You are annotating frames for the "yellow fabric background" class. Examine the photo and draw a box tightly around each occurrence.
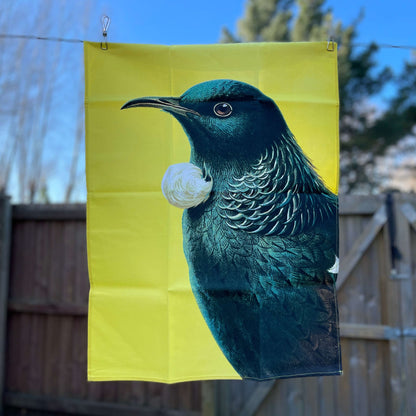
[85,41,339,383]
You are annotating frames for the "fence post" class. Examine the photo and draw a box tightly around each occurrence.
[0,193,12,416]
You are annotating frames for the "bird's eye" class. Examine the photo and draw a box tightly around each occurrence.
[213,102,232,118]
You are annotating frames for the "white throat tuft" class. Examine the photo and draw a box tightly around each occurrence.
[161,163,212,209]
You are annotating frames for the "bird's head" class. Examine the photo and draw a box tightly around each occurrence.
[121,79,290,172]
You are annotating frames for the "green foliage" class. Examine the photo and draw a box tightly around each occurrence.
[221,0,416,193]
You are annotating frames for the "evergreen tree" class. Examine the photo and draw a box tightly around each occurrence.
[221,0,415,193]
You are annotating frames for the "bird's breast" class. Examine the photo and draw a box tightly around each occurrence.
[182,197,282,294]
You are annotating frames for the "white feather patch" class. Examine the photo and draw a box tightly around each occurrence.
[328,256,339,274]
[161,163,213,209]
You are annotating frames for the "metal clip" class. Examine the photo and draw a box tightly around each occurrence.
[327,37,335,52]
[101,15,110,50]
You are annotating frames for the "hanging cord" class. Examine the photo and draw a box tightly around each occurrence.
[0,33,83,43]
[0,31,415,51]
[0,15,111,48]
[354,42,416,50]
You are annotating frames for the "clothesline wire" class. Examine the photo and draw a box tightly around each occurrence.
[0,33,415,51]
[0,33,83,43]
[352,42,416,51]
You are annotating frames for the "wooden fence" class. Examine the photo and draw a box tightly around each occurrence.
[0,193,415,415]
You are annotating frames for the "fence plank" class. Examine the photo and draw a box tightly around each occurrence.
[12,204,86,221]
[400,202,416,231]
[302,378,319,416]
[339,195,385,215]
[0,194,11,416]
[378,222,402,416]
[337,203,387,290]
[8,300,87,316]
[238,381,275,416]
[340,323,399,340]
[364,232,387,416]
[318,376,335,416]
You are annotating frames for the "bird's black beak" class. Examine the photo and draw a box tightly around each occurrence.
[121,96,200,117]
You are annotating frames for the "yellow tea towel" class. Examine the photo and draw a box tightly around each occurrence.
[85,41,341,383]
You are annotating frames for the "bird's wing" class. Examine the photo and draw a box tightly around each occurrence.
[217,142,338,283]
[254,228,337,285]
[218,142,338,237]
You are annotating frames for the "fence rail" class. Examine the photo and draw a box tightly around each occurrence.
[1,194,415,416]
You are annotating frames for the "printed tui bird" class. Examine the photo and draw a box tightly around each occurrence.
[122,79,341,380]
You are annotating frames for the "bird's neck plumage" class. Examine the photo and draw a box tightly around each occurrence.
[272,128,331,195]
[190,128,332,197]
